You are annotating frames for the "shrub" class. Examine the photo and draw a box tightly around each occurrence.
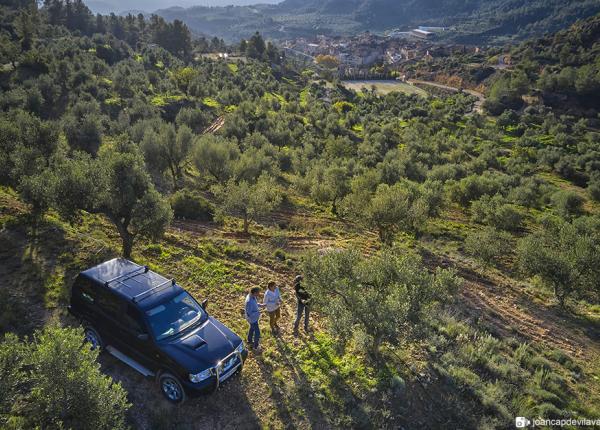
[517,216,600,306]
[170,190,214,221]
[587,175,600,201]
[448,172,512,206]
[535,402,564,419]
[0,326,130,429]
[465,227,512,266]
[302,247,460,351]
[269,233,289,249]
[551,190,584,218]
[274,249,287,261]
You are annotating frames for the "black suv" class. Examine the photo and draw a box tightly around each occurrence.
[69,258,247,403]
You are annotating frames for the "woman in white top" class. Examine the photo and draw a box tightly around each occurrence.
[263,281,282,335]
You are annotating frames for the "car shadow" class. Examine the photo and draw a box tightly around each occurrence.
[100,353,262,430]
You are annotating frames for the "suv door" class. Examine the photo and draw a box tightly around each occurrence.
[93,286,129,350]
[118,304,160,371]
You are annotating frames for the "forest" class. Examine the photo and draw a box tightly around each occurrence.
[0,0,599,429]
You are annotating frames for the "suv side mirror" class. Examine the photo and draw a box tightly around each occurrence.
[201,299,208,310]
[137,333,149,341]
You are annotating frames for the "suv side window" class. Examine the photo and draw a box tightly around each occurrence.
[95,287,121,318]
[124,304,145,334]
[77,276,95,305]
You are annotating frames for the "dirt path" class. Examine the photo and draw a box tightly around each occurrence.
[203,116,225,134]
[422,250,599,359]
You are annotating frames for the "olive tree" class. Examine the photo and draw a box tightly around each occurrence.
[193,135,240,182]
[361,181,439,245]
[302,248,460,353]
[0,326,130,429]
[141,123,193,189]
[517,216,600,306]
[308,163,351,216]
[464,226,513,267]
[0,110,59,217]
[62,101,104,155]
[551,190,584,219]
[212,174,281,234]
[51,145,173,258]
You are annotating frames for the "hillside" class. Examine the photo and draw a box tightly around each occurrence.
[1,2,600,429]
[156,0,600,43]
[397,13,600,116]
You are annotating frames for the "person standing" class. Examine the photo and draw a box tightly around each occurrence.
[245,287,264,350]
[264,281,283,335]
[293,275,311,336]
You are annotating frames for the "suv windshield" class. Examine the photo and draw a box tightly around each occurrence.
[146,291,206,341]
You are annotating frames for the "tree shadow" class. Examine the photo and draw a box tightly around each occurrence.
[0,214,118,336]
[253,332,393,429]
[253,336,331,429]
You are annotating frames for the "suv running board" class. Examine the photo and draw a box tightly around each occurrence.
[106,345,155,377]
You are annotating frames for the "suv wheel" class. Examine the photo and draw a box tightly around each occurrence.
[83,325,103,351]
[159,373,186,404]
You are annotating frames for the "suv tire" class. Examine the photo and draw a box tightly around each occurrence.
[159,372,186,404]
[83,324,103,351]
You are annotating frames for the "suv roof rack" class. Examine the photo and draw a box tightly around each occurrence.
[104,265,149,288]
[132,278,177,303]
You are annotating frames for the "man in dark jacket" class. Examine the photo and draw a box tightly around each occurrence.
[293,275,311,336]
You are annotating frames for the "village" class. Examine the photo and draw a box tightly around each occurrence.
[281,26,483,77]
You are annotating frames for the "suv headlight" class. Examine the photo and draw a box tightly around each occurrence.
[236,342,245,354]
[189,368,212,383]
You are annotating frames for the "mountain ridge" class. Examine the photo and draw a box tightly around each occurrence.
[155,0,600,44]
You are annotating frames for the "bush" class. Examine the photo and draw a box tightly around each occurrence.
[274,249,287,261]
[170,190,214,221]
[587,175,600,201]
[551,190,584,218]
[302,247,460,351]
[448,173,512,206]
[0,326,130,429]
[465,227,512,266]
[269,233,289,249]
[471,195,523,231]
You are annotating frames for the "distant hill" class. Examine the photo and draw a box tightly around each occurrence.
[86,0,280,15]
[155,0,600,44]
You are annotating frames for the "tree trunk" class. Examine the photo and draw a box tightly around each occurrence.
[121,233,134,259]
[169,163,180,190]
[243,213,249,234]
[175,165,184,190]
[114,218,134,259]
[555,285,567,308]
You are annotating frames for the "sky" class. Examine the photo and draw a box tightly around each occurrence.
[86,0,281,15]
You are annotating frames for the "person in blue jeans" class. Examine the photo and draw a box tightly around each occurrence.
[293,275,311,336]
[245,287,265,350]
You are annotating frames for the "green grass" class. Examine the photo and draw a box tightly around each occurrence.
[228,63,238,73]
[299,87,310,107]
[150,94,186,107]
[202,96,221,108]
